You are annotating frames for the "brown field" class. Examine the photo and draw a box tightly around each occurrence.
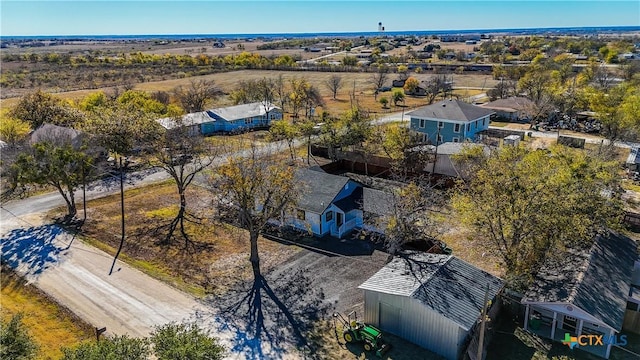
[0,69,497,115]
[1,268,94,359]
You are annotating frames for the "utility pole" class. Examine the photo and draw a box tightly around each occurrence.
[476,284,490,360]
[109,156,126,276]
[82,162,87,222]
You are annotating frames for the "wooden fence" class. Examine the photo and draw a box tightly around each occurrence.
[624,309,640,335]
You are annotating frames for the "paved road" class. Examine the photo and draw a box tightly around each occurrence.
[0,140,298,359]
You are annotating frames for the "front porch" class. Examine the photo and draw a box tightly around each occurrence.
[524,304,614,359]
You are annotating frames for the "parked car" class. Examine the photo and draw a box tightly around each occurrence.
[377,86,392,92]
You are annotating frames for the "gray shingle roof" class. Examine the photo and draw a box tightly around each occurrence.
[362,188,394,216]
[207,102,279,122]
[295,168,351,214]
[359,253,504,331]
[522,232,637,330]
[406,99,495,122]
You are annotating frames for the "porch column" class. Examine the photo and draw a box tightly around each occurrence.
[524,305,530,331]
[605,328,614,359]
[550,311,558,339]
[577,319,583,337]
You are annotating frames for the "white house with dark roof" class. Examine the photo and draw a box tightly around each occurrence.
[282,168,363,238]
[359,253,503,360]
[407,99,495,144]
[522,231,638,359]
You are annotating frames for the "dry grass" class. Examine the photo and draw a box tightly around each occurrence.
[1,70,497,115]
[1,269,94,359]
[73,181,300,297]
[308,320,445,360]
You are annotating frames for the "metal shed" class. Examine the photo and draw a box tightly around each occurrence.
[358,253,503,360]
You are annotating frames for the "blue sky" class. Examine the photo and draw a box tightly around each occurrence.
[1,1,639,36]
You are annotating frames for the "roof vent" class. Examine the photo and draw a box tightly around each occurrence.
[442,104,446,107]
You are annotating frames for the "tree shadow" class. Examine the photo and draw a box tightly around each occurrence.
[0,224,68,279]
[132,215,214,253]
[200,269,332,359]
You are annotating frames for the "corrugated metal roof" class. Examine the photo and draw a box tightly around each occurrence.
[157,111,214,130]
[359,253,504,331]
[522,232,637,330]
[408,142,491,156]
[406,99,495,122]
[207,102,279,122]
[627,146,640,165]
[295,168,351,214]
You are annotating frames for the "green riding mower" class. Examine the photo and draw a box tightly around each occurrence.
[333,311,391,357]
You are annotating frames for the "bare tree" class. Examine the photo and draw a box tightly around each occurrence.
[324,75,343,100]
[152,118,217,248]
[370,65,389,100]
[210,145,299,279]
[368,180,445,257]
[173,79,222,113]
[423,74,449,105]
[256,77,276,122]
[274,74,288,112]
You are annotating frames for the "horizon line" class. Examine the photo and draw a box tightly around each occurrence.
[3,25,640,38]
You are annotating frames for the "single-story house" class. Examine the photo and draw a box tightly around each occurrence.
[359,253,503,360]
[157,111,214,137]
[408,99,495,144]
[522,231,638,359]
[283,168,363,239]
[405,85,428,96]
[157,102,282,135]
[392,79,406,87]
[479,96,534,122]
[440,34,481,42]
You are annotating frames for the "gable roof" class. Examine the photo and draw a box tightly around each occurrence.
[362,187,394,216]
[30,123,84,148]
[480,96,534,113]
[359,253,504,331]
[206,102,280,122]
[157,111,214,130]
[522,232,637,330]
[406,99,495,122]
[295,168,352,214]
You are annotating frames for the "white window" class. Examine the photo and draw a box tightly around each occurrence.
[419,119,426,128]
[482,118,486,126]
[422,133,428,143]
[454,123,460,133]
[453,137,460,143]
[467,123,470,132]
[437,134,443,143]
[325,211,333,221]
[438,121,444,128]
[245,118,252,125]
